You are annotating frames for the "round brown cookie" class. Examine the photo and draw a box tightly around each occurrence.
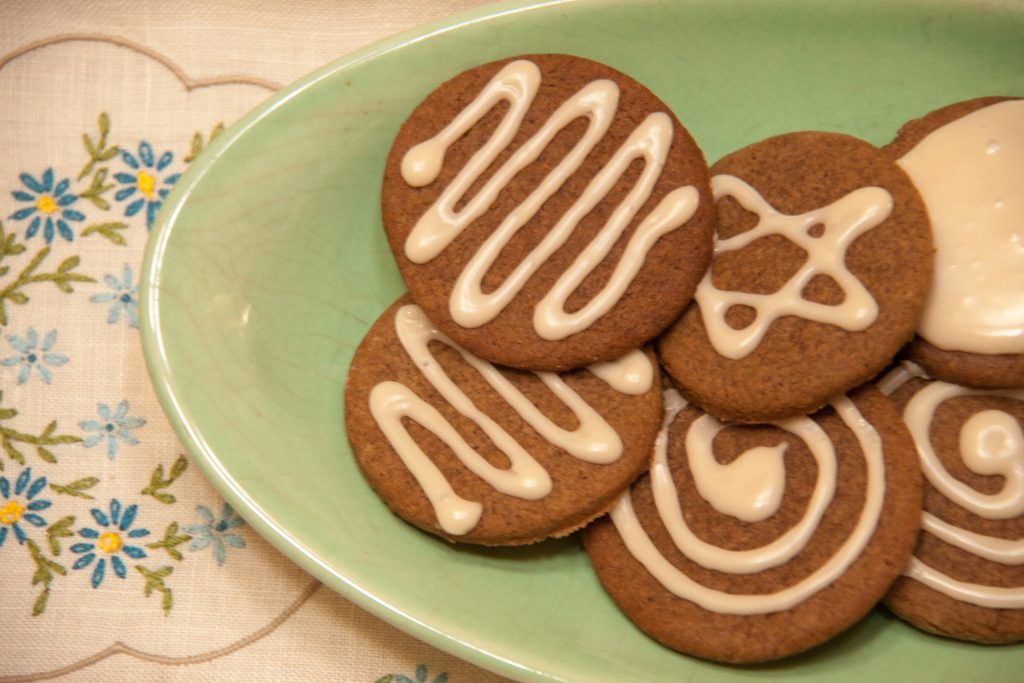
[879,362,1024,644]
[884,97,1024,389]
[344,295,663,546]
[902,337,1024,391]
[656,131,933,423]
[380,53,714,372]
[582,384,922,664]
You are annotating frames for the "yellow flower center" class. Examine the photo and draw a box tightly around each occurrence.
[97,531,123,553]
[137,170,156,199]
[35,195,58,214]
[0,500,25,525]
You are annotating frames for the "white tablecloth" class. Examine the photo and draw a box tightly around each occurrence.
[0,2,514,680]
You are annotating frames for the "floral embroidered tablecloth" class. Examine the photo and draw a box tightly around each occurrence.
[0,2,512,680]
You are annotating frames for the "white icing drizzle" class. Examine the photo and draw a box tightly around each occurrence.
[369,304,645,535]
[921,513,1024,565]
[902,382,1024,520]
[687,432,788,524]
[876,360,930,397]
[586,348,654,395]
[657,407,836,573]
[370,382,511,535]
[897,99,1024,355]
[609,394,886,614]
[903,557,1024,609]
[688,416,795,526]
[695,174,892,359]
[880,364,1024,605]
[401,59,700,340]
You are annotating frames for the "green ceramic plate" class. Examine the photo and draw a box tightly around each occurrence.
[141,0,1024,680]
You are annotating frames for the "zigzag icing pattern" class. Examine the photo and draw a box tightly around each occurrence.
[401,59,700,341]
[369,304,652,535]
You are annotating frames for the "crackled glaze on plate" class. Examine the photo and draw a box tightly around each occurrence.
[141,1,1024,680]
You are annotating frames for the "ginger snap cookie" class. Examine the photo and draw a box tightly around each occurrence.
[879,362,1024,644]
[656,131,933,423]
[885,97,1024,389]
[344,296,663,546]
[380,54,714,371]
[582,384,922,663]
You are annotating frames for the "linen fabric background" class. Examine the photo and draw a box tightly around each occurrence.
[0,2,512,681]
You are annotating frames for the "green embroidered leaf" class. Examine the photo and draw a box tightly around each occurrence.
[169,454,188,479]
[0,226,26,259]
[80,168,115,210]
[26,538,66,616]
[0,239,96,326]
[78,111,119,181]
[135,565,174,616]
[2,438,26,466]
[32,587,50,617]
[374,677,395,683]
[142,454,188,504]
[50,477,99,499]
[146,521,192,561]
[81,221,128,245]
[1,399,83,469]
[46,516,76,555]
[187,132,203,161]
[184,121,226,163]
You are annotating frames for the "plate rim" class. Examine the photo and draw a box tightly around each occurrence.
[139,0,1024,681]
[140,1,576,680]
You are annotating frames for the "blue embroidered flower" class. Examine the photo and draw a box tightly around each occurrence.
[186,503,245,566]
[8,168,85,243]
[79,400,146,459]
[1,328,69,385]
[113,141,180,229]
[0,468,51,548]
[70,498,149,588]
[393,665,448,683]
[89,264,138,328]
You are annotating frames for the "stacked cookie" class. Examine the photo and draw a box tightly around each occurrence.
[343,54,1024,663]
[583,131,929,661]
[875,98,1024,644]
[347,54,714,546]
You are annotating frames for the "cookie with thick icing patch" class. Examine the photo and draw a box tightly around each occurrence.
[885,97,1024,389]
[380,54,714,371]
[879,362,1024,644]
[344,295,663,546]
[657,131,933,423]
[582,384,922,663]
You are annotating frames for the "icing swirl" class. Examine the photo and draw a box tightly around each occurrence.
[879,362,1024,607]
[610,391,885,614]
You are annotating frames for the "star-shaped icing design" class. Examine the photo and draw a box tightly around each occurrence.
[696,174,893,359]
